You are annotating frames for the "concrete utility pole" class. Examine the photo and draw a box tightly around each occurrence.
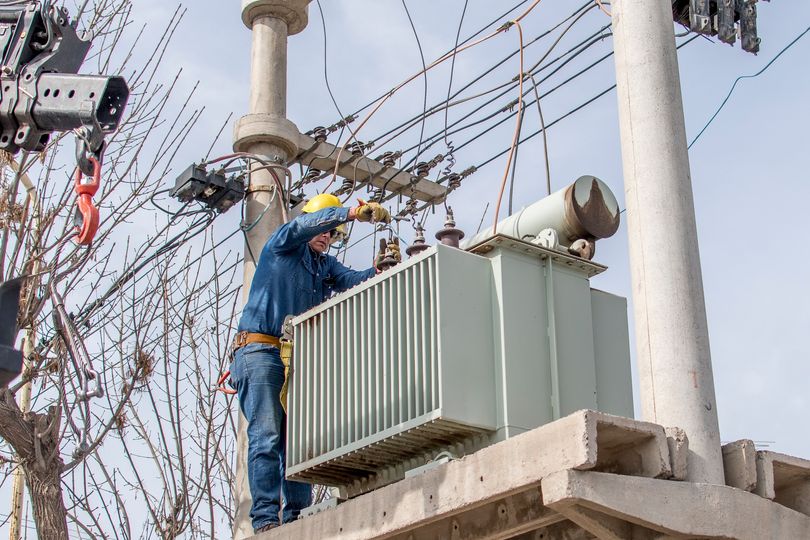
[611,0,724,484]
[232,1,311,537]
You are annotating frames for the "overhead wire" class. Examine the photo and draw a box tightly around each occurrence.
[492,18,528,233]
[322,25,505,192]
[507,104,527,215]
[322,0,547,192]
[471,34,702,174]
[401,0,429,166]
[529,71,552,196]
[315,0,351,135]
[371,22,614,212]
[387,32,703,224]
[324,8,605,209]
[386,20,612,161]
[365,1,595,150]
[441,0,469,211]
[342,0,534,120]
[388,23,613,177]
[688,24,810,149]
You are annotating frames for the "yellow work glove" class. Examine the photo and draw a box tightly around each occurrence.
[374,239,401,272]
[354,200,391,224]
[388,241,402,262]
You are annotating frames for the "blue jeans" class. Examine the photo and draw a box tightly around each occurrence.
[230,343,312,530]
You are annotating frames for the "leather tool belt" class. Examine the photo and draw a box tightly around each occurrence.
[231,331,281,353]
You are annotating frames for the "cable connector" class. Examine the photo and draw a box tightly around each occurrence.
[498,21,515,32]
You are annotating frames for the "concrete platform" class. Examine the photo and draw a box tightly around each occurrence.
[251,410,810,539]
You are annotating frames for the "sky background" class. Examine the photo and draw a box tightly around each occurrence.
[127,0,810,457]
[4,3,809,535]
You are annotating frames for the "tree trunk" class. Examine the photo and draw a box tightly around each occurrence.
[0,390,68,540]
[26,461,68,540]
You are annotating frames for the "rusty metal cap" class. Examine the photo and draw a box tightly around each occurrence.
[564,175,620,240]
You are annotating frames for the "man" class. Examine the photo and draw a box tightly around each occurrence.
[229,194,392,534]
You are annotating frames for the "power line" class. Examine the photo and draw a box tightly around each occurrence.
[471,33,702,174]
[442,0,469,182]
[344,0,534,120]
[315,0,347,124]
[373,22,613,162]
[401,0,429,165]
[688,25,810,149]
[353,1,596,147]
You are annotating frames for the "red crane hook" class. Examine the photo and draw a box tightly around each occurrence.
[73,157,101,245]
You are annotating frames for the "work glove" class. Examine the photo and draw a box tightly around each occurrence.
[354,200,391,224]
[374,239,401,272]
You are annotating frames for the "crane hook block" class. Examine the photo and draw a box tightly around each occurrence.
[73,156,101,245]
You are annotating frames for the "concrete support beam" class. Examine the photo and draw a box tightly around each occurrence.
[755,450,810,516]
[255,410,671,539]
[292,134,448,202]
[722,439,757,492]
[542,469,810,539]
[580,410,672,479]
[553,504,631,540]
[665,427,688,481]
[509,522,596,540]
[384,488,564,540]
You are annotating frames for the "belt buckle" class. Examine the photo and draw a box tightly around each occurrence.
[233,331,247,352]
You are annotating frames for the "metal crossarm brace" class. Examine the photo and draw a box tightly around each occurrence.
[292,131,448,203]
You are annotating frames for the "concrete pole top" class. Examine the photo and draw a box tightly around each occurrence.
[241,0,311,33]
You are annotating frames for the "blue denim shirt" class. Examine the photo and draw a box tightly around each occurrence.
[238,206,376,337]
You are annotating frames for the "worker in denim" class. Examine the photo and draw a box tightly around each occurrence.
[230,194,392,534]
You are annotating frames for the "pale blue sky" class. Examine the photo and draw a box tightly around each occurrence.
[138,0,810,457]
[6,4,810,529]
[1,1,809,536]
[134,0,810,456]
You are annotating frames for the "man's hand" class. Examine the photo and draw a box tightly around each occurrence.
[353,200,391,224]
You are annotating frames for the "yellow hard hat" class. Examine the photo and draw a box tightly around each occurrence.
[301,193,342,213]
[301,193,348,246]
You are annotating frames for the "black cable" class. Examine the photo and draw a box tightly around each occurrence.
[316,0,346,122]
[373,22,612,161]
[368,1,594,147]
[470,34,702,174]
[401,0,428,166]
[442,0,469,185]
[507,105,526,214]
[341,0,533,121]
[689,25,810,149]
[393,28,614,170]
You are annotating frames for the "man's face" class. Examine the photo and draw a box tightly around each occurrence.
[308,230,331,254]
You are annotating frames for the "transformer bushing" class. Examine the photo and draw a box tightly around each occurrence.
[434,209,465,248]
[405,226,430,257]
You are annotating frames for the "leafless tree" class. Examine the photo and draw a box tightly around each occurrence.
[0,3,243,538]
